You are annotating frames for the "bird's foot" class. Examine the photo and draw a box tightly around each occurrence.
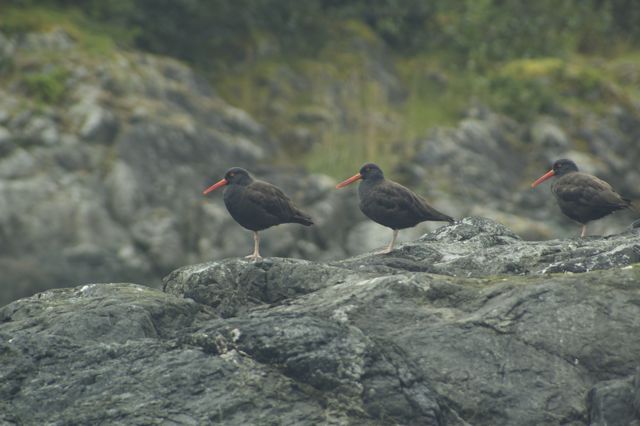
[244,253,263,262]
[374,247,393,255]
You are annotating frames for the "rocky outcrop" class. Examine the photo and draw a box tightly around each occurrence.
[2,217,639,425]
[1,28,639,308]
[0,30,346,305]
[405,109,640,241]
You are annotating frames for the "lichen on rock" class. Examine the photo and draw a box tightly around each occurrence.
[2,217,639,425]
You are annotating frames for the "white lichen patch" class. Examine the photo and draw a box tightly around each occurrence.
[331,304,356,323]
[220,349,240,364]
[230,328,241,342]
[79,284,98,295]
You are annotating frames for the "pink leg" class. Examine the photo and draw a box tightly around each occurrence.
[376,229,399,254]
[580,224,587,238]
[244,232,262,261]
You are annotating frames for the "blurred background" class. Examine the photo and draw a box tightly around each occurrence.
[0,0,639,305]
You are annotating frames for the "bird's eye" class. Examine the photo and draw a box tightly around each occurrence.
[229,172,235,177]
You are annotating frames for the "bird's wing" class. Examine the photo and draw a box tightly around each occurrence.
[554,173,629,208]
[373,181,452,221]
[244,180,295,218]
[370,182,414,210]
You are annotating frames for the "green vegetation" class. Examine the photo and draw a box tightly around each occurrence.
[2,0,640,177]
[22,67,69,104]
[0,6,121,56]
[5,0,640,69]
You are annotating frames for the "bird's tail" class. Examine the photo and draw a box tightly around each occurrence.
[293,209,314,226]
[431,208,455,224]
[627,198,639,213]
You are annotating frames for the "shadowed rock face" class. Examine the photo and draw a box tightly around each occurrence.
[1,217,639,425]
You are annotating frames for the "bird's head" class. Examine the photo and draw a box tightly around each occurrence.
[203,167,252,194]
[531,159,579,188]
[336,163,384,188]
[550,159,579,177]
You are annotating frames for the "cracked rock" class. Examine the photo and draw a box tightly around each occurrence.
[2,218,638,424]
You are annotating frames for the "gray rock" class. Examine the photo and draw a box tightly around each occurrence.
[163,219,640,424]
[218,104,265,138]
[20,115,59,146]
[16,29,75,51]
[105,161,141,222]
[163,258,363,317]
[51,139,92,171]
[1,282,446,425]
[345,220,432,254]
[587,373,640,426]
[130,207,183,271]
[0,109,10,125]
[68,85,119,143]
[530,119,569,159]
[409,110,638,242]
[3,218,640,425]
[0,43,299,305]
[2,26,640,324]
[413,114,526,207]
[0,32,15,70]
[79,105,119,143]
[0,149,36,179]
[336,217,640,277]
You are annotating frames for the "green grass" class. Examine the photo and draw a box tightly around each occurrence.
[396,55,475,139]
[217,41,640,179]
[3,6,640,178]
[304,133,398,179]
[0,6,125,56]
[0,6,137,105]
[22,67,69,104]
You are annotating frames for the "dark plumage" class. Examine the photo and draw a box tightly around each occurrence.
[337,163,454,254]
[203,167,313,260]
[531,159,631,237]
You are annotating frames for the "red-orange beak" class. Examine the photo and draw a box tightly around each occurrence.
[203,178,228,195]
[336,173,362,189]
[531,170,555,188]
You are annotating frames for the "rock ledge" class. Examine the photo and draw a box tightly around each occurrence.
[2,217,640,425]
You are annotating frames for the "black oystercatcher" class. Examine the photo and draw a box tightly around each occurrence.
[203,167,314,260]
[336,163,454,254]
[531,159,632,237]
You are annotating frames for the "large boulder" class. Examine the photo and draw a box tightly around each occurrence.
[0,30,337,305]
[2,217,639,425]
[1,28,639,312]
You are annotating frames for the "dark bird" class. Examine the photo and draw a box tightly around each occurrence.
[531,159,632,237]
[336,163,454,254]
[203,167,314,260]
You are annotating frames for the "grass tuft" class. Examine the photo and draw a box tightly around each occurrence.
[0,6,125,57]
[22,67,69,104]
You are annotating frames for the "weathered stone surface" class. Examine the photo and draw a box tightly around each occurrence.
[336,216,640,277]
[1,284,446,425]
[0,31,321,305]
[163,219,640,424]
[1,28,639,312]
[2,218,637,424]
[16,29,75,51]
[587,373,640,426]
[163,258,365,318]
[408,111,639,241]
